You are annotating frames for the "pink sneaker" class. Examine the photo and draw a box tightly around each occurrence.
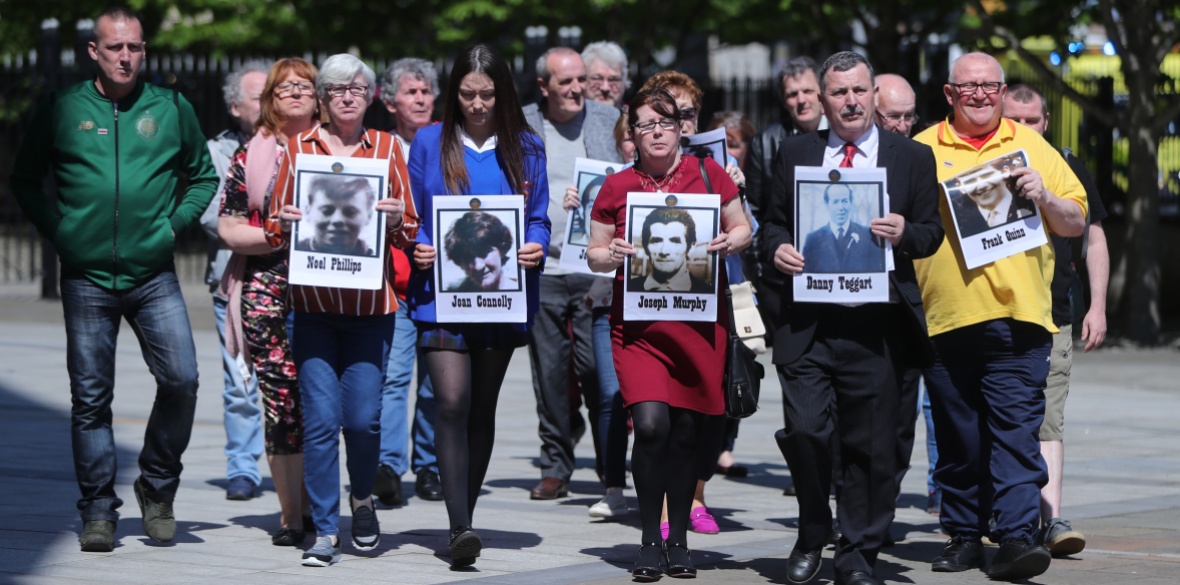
[660,522,670,541]
[690,506,720,534]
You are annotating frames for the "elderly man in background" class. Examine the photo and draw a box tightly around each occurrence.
[874,73,917,137]
[581,41,629,109]
[200,60,270,502]
[11,6,218,551]
[373,58,443,506]
[915,52,1086,581]
[522,46,621,501]
[1003,83,1109,558]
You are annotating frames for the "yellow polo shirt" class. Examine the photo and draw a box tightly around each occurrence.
[913,118,1087,337]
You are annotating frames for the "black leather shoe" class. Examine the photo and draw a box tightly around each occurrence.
[931,535,985,572]
[448,526,482,568]
[664,542,696,578]
[786,547,822,584]
[986,537,1051,581]
[835,569,880,585]
[271,527,306,546]
[373,464,404,507]
[415,470,444,501]
[632,542,663,582]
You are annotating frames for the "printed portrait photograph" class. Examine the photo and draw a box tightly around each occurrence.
[680,136,726,166]
[437,209,524,293]
[566,170,611,247]
[294,172,383,257]
[797,181,886,274]
[947,151,1036,238]
[626,205,718,293]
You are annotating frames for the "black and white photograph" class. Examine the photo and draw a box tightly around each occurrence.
[288,154,388,290]
[941,149,1048,270]
[793,166,890,303]
[623,192,720,322]
[680,126,728,165]
[559,158,621,274]
[433,195,527,323]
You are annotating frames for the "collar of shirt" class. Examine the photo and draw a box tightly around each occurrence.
[302,124,375,153]
[459,126,498,153]
[977,191,1014,227]
[643,267,692,291]
[823,124,879,168]
[828,220,852,238]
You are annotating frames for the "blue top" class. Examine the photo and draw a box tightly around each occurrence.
[406,122,552,329]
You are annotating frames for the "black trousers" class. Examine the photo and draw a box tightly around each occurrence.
[893,367,923,497]
[777,305,904,575]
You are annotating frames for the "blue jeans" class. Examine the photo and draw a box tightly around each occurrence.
[379,303,437,476]
[212,294,263,485]
[588,308,628,488]
[921,379,939,495]
[60,271,199,521]
[294,310,395,537]
[924,318,1049,542]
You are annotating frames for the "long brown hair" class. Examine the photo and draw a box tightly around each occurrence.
[440,44,538,197]
[257,58,319,138]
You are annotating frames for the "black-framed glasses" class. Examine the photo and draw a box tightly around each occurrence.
[324,84,370,98]
[275,81,315,97]
[589,75,624,87]
[633,118,679,134]
[950,82,1003,95]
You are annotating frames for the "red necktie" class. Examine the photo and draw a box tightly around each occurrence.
[840,142,857,168]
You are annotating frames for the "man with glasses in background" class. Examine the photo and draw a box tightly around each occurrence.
[874,73,918,137]
[582,41,628,109]
[914,52,1087,581]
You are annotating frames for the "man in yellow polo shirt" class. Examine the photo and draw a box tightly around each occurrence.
[913,52,1086,582]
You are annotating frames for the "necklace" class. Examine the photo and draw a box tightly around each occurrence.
[632,157,685,193]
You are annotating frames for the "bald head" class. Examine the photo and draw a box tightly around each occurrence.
[874,74,916,136]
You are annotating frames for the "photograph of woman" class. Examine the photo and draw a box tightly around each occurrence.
[441,210,522,292]
[405,43,551,568]
[586,87,751,581]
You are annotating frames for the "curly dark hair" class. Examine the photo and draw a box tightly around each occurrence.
[444,211,514,266]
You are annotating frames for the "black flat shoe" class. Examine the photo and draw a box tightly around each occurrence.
[272,527,306,546]
[632,542,663,582]
[786,547,822,584]
[448,526,482,568]
[664,542,696,578]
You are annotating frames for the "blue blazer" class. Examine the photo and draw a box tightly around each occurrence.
[405,123,552,329]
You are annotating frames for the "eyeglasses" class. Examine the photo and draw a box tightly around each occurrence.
[588,75,624,87]
[679,107,698,120]
[324,84,370,98]
[881,112,918,123]
[274,81,315,97]
[633,118,679,134]
[950,82,1003,95]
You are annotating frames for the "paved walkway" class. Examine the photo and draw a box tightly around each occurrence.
[1,286,1178,584]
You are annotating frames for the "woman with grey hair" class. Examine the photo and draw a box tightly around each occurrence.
[581,41,628,108]
[268,52,420,567]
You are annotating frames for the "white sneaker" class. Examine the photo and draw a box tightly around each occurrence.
[589,488,628,518]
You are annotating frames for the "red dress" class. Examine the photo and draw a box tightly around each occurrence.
[590,155,738,415]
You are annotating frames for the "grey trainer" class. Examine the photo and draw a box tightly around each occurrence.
[79,520,116,552]
[301,536,341,567]
[1041,518,1086,557]
[133,477,176,543]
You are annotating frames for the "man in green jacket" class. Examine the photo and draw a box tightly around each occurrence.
[10,6,217,553]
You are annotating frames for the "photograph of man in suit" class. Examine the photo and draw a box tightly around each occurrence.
[951,162,1036,238]
[628,207,713,293]
[296,175,379,256]
[801,183,884,273]
[760,51,944,585]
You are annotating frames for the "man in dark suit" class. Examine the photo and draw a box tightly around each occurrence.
[760,51,944,585]
[801,183,884,273]
[951,169,1037,238]
[627,207,712,293]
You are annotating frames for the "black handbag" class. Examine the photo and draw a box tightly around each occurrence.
[723,273,764,419]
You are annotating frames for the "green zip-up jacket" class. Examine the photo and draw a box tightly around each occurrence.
[11,79,218,291]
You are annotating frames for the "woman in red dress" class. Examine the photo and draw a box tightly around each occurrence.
[586,87,751,581]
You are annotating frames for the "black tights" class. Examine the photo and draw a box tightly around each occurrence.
[630,401,704,545]
[425,347,515,531]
